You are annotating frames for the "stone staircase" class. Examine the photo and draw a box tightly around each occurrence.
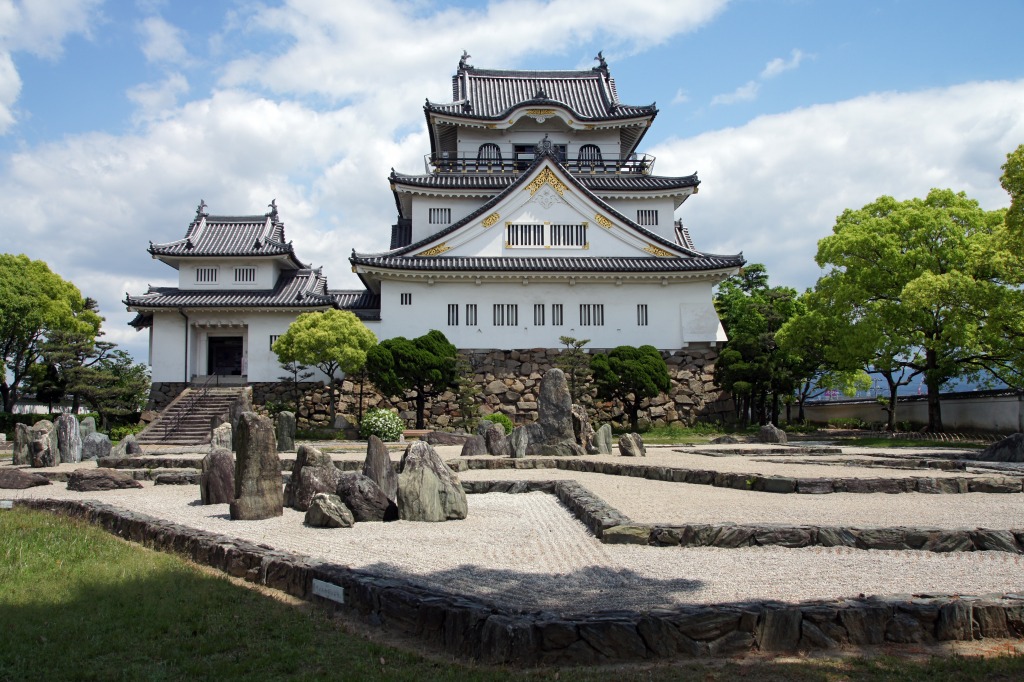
[137,387,244,446]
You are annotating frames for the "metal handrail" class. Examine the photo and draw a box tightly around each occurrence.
[160,375,217,441]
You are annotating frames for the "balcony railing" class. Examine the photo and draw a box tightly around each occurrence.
[423,152,655,175]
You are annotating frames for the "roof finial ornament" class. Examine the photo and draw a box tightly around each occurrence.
[534,86,548,100]
[268,198,278,218]
[195,199,208,219]
[458,50,472,71]
[594,51,608,73]
[534,133,555,158]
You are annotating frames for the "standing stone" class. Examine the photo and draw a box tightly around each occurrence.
[336,472,397,521]
[537,369,576,444]
[460,434,487,457]
[397,441,468,521]
[484,422,512,458]
[200,447,235,504]
[30,421,56,468]
[13,423,32,465]
[757,424,787,444]
[283,444,334,507]
[594,423,613,455]
[210,422,233,452]
[571,404,597,453]
[229,412,283,521]
[79,416,97,439]
[290,464,343,512]
[229,390,253,449]
[362,435,398,503]
[276,411,296,452]
[304,493,355,528]
[977,433,1024,463]
[618,433,646,457]
[510,426,529,459]
[81,432,112,460]
[56,414,82,463]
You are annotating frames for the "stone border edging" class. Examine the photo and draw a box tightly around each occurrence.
[448,457,1024,495]
[9,497,1024,665]
[464,480,1024,555]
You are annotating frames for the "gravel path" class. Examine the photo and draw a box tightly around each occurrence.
[7,481,1024,615]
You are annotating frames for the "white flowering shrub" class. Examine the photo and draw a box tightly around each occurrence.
[359,408,405,441]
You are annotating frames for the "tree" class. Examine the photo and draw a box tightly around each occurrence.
[554,336,592,404]
[0,255,100,412]
[26,361,67,412]
[276,360,314,415]
[365,330,459,429]
[272,309,377,420]
[814,188,1021,431]
[76,350,151,429]
[590,345,670,432]
[1002,144,1024,240]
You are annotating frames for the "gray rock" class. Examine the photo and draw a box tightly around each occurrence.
[290,465,343,512]
[460,434,487,457]
[228,412,283,521]
[336,472,397,521]
[304,493,355,528]
[536,368,576,444]
[976,433,1024,463]
[618,433,646,457]
[362,435,398,503]
[67,468,143,491]
[397,441,468,521]
[113,433,142,458]
[840,606,889,645]
[55,413,82,463]
[593,423,613,455]
[200,447,235,504]
[886,613,933,643]
[426,431,472,446]
[30,421,56,468]
[79,416,96,439]
[275,411,296,452]
[484,422,512,457]
[283,444,333,506]
[937,600,973,640]
[757,608,802,651]
[210,422,233,452]
[228,390,253,449]
[0,468,51,489]
[571,404,597,453]
[510,426,529,459]
[757,424,787,444]
[13,423,32,465]
[710,435,740,444]
[81,432,111,460]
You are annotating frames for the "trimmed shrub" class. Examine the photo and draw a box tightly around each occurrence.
[359,408,404,441]
[482,412,514,434]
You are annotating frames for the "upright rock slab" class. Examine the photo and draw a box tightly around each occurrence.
[291,464,343,512]
[201,447,235,504]
[397,441,468,522]
[229,412,283,521]
[82,432,112,460]
[484,422,512,458]
[13,423,32,465]
[276,411,296,452]
[30,421,56,468]
[362,435,398,503]
[524,369,586,456]
[593,423,613,455]
[618,433,646,457]
[571,404,597,453]
[79,416,97,439]
[283,444,334,508]
[56,414,82,463]
[210,422,233,452]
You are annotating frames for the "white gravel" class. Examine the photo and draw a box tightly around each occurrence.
[6,481,1024,615]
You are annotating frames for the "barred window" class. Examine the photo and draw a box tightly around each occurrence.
[549,223,587,246]
[552,303,564,326]
[533,303,545,326]
[492,303,518,326]
[447,304,459,326]
[505,223,544,246]
[269,335,280,350]
[428,207,451,224]
[637,209,658,226]
[637,304,649,326]
[400,293,412,305]
[465,304,478,326]
[579,304,605,326]
[196,267,218,283]
[234,266,256,283]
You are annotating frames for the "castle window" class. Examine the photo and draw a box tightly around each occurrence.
[269,335,280,350]
[533,303,545,326]
[549,223,587,247]
[506,223,544,247]
[447,304,459,326]
[400,293,412,305]
[428,207,451,224]
[465,304,478,326]
[477,143,502,161]
[505,222,587,248]
[578,144,603,166]
[552,304,564,326]
[637,304,649,326]
[196,267,218,284]
[637,209,658,226]
[234,266,256,283]
[493,303,518,326]
[579,304,605,326]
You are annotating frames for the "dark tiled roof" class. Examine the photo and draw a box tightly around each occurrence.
[426,67,656,122]
[349,255,745,274]
[391,172,699,193]
[149,209,306,269]
[125,269,336,310]
[331,289,381,320]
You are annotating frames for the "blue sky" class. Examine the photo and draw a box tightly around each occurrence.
[2,0,1023,365]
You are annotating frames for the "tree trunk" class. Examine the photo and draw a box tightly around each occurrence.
[886,382,899,431]
[1,383,12,413]
[414,390,426,430]
[925,349,943,432]
[627,398,641,432]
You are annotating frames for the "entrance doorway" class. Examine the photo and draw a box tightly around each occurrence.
[207,337,244,376]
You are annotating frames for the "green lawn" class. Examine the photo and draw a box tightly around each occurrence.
[2,507,1022,681]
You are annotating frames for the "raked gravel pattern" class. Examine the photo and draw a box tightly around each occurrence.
[6,482,1024,615]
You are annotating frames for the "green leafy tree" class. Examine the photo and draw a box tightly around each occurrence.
[814,188,1021,431]
[276,360,314,415]
[1002,144,1024,240]
[365,330,458,429]
[26,362,67,412]
[555,336,592,404]
[272,309,377,420]
[0,255,100,412]
[76,350,151,430]
[453,354,482,432]
[590,345,670,432]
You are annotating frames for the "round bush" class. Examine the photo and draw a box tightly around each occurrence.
[359,408,405,441]
[482,412,514,434]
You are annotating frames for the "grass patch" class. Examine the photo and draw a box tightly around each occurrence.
[2,507,1023,681]
[835,437,986,450]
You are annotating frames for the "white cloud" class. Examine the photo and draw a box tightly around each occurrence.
[761,48,806,79]
[671,88,689,105]
[138,15,190,65]
[0,52,20,132]
[711,80,759,105]
[127,72,189,120]
[653,80,1024,293]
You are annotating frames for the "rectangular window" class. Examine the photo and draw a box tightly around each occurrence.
[428,207,451,224]
[549,223,587,246]
[505,223,545,246]
[447,303,459,326]
[492,303,518,326]
[579,304,605,326]
[400,293,412,305]
[533,303,545,326]
[196,267,218,283]
[234,266,256,283]
[552,303,563,326]
[465,304,478,326]
[637,304,649,326]
[637,209,658,226]
[269,335,280,350]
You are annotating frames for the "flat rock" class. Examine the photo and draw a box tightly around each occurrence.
[210,422,233,452]
[0,468,51,489]
[304,493,355,528]
[336,472,397,522]
[425,431,472,446]
[67,468,143,491]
